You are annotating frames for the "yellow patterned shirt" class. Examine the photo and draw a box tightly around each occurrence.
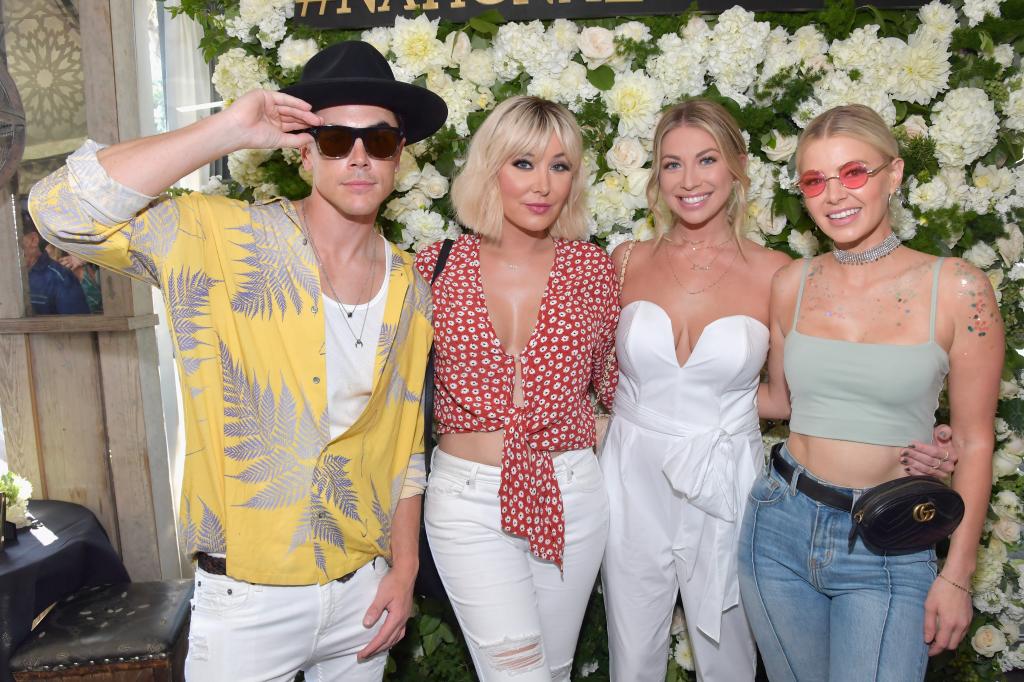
[29,142,432,585]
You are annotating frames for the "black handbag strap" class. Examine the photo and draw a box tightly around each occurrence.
[423,238,454,475]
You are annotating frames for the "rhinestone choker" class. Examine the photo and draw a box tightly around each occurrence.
[832,233,901,265]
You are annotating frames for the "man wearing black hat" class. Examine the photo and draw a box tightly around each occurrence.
[29,42,447,681]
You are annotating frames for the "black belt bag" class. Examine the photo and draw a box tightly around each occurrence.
[770,443,965,553]
[849,474,965,553]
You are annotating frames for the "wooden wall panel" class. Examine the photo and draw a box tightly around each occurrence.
[29,333,118,547]
[97,330,160,579]
[0,334,44,494]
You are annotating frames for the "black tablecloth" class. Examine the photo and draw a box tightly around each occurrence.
[0,499,129,681]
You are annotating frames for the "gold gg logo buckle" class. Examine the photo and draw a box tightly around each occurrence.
[913,502,936,523]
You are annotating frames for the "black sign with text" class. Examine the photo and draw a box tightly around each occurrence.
[294,0,929,30]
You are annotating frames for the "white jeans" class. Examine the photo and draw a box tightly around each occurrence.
[424,447,609,682]
[184,559,389,682]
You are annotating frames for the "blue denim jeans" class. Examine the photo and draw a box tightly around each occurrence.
[737,443,937,682]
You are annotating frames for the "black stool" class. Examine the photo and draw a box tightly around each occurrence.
[10,580,192,681]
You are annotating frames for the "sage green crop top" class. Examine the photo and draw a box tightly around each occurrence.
[783,258,949,446]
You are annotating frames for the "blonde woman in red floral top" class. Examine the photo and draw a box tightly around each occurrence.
[414,96,618,682]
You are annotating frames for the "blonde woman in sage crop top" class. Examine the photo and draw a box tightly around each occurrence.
[742,104,1003,682]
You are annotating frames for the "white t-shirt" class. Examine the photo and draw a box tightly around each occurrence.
[325,237,389,440]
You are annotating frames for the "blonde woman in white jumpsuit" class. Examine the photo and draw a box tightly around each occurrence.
[602,99,789,682]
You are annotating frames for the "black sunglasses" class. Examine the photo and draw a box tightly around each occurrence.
[302,125,404,160]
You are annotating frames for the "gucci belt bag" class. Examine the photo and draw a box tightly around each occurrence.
[849,476,965,553]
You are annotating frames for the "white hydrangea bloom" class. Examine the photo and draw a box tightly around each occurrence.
[390,15,447,77]
[227,147,273,188]
[590,171,645,236]
[993,44,1016,68]
[788,230,820,257]
[964,242,1000,269]
[212,48,275,102]
[526,75,562,101]
[792,25,829,66]
[647,33,706,98]
[556,62,600,113]
[829,25,884,73]
[930,88,999,166]
[673,637,696,671]
[799,68,897,127]
[1004,84,1024,131]
[963,0,1002,27]
[361,27,392,57]
[919,1,958,35]
[226,0,293,48]
[615,20,651,43]
[460,49,497,88]
[891,31,951,105]
[706,7,771,105]
[277,37,319,72]
[549,19,581,56]
[603,70,665,138]
[425,71,489,136]
[890,200,918,241]
[492,21,569,80]
[759,27,799,85]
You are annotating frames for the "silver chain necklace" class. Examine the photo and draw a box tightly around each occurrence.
[297,202,378,348]
[832,233,901,265]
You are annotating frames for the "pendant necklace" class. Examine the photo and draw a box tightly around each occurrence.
[665,241,741,295]
[298,202,377,348]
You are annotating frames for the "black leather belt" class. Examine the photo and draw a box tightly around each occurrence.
[195,552,357,583]
[770,442,855,512]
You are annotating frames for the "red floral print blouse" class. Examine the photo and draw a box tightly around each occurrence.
[416,234,619,567]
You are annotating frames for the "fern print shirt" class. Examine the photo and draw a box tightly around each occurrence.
[416,235,619,567]
[29,141,433,586]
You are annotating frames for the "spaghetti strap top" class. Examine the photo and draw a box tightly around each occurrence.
[784,257,950,446]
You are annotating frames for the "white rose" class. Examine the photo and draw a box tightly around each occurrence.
[632,215,655,241]
[606,137,647,172]
[416,163,449,200]
[788,230,820,257]
[993,490,1023,518]
[578,27,615,68]
[624,169,651,200]
[383,189,430,221]
[764,131,798,163]
[993,517,1022,544]
[277,37,319,72]
[996,224,1024,265]
[670,605,687,637]
[900,115,930,139]
[999,618,1021,643]
[993,449,1022,479]
[395,150,421,193]
[444,30,472,65]
[973,624,1009,657]
[963,242,999,269]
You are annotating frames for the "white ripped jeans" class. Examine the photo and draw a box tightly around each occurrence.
[184,559,389,682]
[424,447,609,682]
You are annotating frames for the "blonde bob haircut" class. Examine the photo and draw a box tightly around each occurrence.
[796,104,899,171]
[646,99,750,244]
[450,96,589,241]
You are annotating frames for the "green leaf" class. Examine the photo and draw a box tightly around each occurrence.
[474,9,505,25]
[422,631,441,656]
[781,194,804,226]
[587,65,616,91]
[468,17,498,35]
[979,30,996,55]
[419,614,442,635]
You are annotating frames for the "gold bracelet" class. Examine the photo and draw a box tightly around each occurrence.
[938,573,973,595]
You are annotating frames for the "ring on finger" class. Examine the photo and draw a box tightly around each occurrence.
[941,450,950,463]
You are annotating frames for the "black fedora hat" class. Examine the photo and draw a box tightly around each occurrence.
[280,41,448,144]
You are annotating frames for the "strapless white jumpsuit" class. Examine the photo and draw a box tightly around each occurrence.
[601,302,767,682]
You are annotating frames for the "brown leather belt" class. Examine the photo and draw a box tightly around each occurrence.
[195,552,357,583]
